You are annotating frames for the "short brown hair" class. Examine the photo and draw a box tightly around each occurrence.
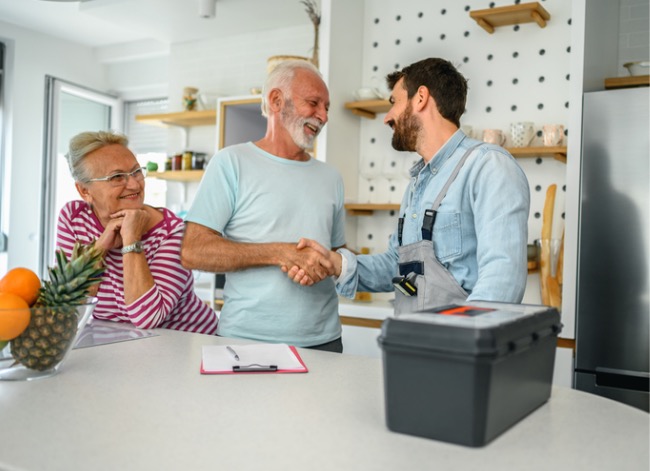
[386,58,467,127]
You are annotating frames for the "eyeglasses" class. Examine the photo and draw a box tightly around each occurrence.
[86,167,148,187]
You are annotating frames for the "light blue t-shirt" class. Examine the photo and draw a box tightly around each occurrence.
[185,142,346,346]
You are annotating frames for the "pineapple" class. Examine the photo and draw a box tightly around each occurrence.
[10,242,104,371]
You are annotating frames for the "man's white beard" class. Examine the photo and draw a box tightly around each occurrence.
[281,99,321,150]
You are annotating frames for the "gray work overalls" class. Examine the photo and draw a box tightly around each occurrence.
[393,144,481,316]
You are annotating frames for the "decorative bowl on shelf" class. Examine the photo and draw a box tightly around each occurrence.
[623,61,650,76]
[0,298,97,381]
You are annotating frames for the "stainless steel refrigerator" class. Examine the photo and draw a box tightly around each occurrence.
[574,87,649,411]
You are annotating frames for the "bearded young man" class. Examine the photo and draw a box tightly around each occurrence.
[181,60,347,352]
[288,57,530,313]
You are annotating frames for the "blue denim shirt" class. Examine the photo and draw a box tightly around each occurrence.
[337,130,530,303]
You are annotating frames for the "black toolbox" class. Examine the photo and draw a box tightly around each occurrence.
[377,302,562,447]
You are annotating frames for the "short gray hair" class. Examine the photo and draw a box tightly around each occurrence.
[260,59,322,117]
[66,130,129,182]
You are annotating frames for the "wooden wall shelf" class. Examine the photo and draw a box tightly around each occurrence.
[506,146,567,163]
[149,170,204,182]
[135,110,217,127]
[345,203,400,216]
[604,75,650,89]
[344,100,391,119]
[470,2,551,34]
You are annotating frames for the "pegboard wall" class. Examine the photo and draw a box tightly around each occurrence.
[353,0,572,253]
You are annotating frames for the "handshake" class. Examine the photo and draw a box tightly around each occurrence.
[281,238,343,286]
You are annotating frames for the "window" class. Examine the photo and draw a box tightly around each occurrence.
[123,98,169,209]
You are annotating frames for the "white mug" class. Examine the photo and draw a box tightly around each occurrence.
[510,122,535,147]
[542,124,564,146]
[482,129,505,146]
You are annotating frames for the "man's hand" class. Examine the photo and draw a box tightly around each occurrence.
[282,238,343,286]
[280,241,333,286]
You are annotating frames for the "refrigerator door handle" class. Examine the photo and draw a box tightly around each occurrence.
[594,367,650,393]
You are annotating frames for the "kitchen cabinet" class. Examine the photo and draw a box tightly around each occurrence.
[469,2,551,34]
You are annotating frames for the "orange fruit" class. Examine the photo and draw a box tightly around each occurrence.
[0,267,41,306]
[0,292,31,341]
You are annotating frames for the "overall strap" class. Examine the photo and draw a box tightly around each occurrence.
[422,143,482,241]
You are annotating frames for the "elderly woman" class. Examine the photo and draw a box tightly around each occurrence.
[56,130,218,334]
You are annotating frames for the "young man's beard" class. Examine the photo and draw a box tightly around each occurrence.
[281,98,321,151]
[391,102,420,152]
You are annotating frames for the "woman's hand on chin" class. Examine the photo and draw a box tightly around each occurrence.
[111,208,150,245]
[96,217,123,251]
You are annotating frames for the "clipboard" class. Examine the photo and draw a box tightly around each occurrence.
[200,343,308,374]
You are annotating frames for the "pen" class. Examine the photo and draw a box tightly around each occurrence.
[226,345,240,361]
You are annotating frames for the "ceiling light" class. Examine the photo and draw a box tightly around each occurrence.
[198,0,216,19]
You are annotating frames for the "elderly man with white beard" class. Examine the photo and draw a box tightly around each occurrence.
[181,60,347,353]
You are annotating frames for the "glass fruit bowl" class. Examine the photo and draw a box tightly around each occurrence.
[0,297,97,381]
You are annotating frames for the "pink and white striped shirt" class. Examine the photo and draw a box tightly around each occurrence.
[56,200,218,335]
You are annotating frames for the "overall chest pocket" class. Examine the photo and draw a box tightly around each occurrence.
[432,212,461,261]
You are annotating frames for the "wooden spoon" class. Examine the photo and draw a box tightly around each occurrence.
[540,184,556,306]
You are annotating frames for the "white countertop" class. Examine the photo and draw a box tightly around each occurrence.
[0,324,648,471]
[338,297,394,320]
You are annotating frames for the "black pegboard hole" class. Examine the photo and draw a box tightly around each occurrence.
[373,66,378,72]
[534,212,541,219]
[511,105,517,111]
[370,138,376,144]
[418,12,423,18]
[464,31,470,37]
[512,78,519,84]
[486,106,492,113]
[537,103,544,110]
[396,15,401,21]
[487,54,493,60]
[395,39,401,45]
[535,185,542,191]
[464,5,470,11]
[513,51,519,58]
[539,49,546,55]
[417,37,422,43]
[441,9,446,15]
[440,34,446,40]
[374,18,380,24]
[514,25,520,32]
[536,157,543,164]
[463,57,469,63]
[536,130,543,137]
[367,234,374,240]
[373,42,378,48]
[487,80,493,86]
[539,76,545,83]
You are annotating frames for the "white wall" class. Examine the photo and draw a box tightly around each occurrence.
[0,21,108,271]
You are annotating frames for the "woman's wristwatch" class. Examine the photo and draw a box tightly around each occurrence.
[121,241,144,254]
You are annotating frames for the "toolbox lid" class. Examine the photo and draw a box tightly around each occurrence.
[378,301,561,357]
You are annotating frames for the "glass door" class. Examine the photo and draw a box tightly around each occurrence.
[40,77,121,276]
